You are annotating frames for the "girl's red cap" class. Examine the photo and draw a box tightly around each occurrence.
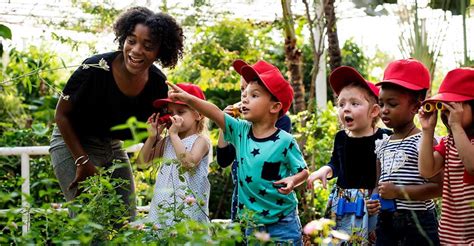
[153,83,205,108]
[425,67,474,103]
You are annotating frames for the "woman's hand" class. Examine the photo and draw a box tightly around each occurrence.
[68,160,98,196]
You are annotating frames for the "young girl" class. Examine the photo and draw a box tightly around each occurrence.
[137,83,210,226]
[371,58,441,245]
[307,66,389,244]
[418,67,474,244]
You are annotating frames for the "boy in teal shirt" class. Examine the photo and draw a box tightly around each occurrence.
[167,59,308,245]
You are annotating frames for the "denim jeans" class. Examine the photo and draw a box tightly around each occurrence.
[244,210,303,246]
[376,209,439,246]
[49,127,136,219]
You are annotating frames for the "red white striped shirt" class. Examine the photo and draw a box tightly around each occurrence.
[434,135,474,245]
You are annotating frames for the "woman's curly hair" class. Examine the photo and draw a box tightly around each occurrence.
[113,6,184,68]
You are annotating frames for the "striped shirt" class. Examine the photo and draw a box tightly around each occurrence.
[375,133,435,211]
[435,135,474,245]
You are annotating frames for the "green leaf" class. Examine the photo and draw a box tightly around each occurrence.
[0,24,12,39]
[111,123,129,131]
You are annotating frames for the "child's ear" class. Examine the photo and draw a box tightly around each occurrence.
[370,103,381,118]
[270,102,283,115]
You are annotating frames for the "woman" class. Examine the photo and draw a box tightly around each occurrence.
[49,6,184,219]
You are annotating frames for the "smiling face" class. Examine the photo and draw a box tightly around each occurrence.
[337,86,379,137]
[240,81,280,122]
[378,85,420,131]
[122,23,159,75]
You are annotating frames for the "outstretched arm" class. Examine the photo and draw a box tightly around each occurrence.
[167,82,225,129]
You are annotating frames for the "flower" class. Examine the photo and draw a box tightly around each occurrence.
[98,58,110,71]
[303,218,333,235]
[184,196,196,205]
[331,230,350,241]
[254,231,271,242]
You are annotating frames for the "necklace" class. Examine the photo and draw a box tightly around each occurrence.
[381,124,417,181]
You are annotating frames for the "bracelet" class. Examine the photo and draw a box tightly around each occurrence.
[74,155,89,167]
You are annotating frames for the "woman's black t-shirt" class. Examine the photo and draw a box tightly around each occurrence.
[62,51,168,140]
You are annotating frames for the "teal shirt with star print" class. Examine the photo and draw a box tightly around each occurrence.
[223,114,307,224]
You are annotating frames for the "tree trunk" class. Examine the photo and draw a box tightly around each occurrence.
[324,0,341,71]
[303,0,326,111]
[281,0,306,112]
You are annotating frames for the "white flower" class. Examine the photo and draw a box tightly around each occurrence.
[330,230,350,240]
[303,218,333,235]
[61,94,70,100]
[98,58,110,71]
[81,64,90,69]
[254,231,271,242]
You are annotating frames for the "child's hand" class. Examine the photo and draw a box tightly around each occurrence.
[418,107,437,131]
[366,198,380,215]
[307,166,332,189]
[378,182,400,199]
[168,115,184,136]
[273,177,295,195]
[443,102,464,130]
[146,113,166,137]
[167,81,191,103]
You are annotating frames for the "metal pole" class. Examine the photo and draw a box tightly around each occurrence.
[21,153,30,236]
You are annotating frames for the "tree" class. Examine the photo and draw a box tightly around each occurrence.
[324,0,342,72]
[281,0,306,112]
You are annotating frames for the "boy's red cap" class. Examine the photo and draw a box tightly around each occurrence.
[425,67,474,102]
[376,58,430,90]
[233,59,294,115]
[329,66,379,97]
[153,83,206,108]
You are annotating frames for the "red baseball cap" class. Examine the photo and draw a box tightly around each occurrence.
[153,83,206,108]
[376,58,430,90]
[329,66,379,98]
[233,59,294,115]
[425,67,474,102]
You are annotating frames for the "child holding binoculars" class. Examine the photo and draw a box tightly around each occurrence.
[368,59,441,245]
[137,83,211,227]
[307,66,390,244]
[418,67,474,245]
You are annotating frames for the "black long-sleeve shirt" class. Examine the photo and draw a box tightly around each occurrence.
[327,128,392,189]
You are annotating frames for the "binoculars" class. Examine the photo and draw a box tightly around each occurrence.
[422,101,445,112]
[371,193,396,212]
[336,197,365,217]
[158,114,172,128]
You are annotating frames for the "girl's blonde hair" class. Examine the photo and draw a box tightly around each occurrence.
[196,115,209,137]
